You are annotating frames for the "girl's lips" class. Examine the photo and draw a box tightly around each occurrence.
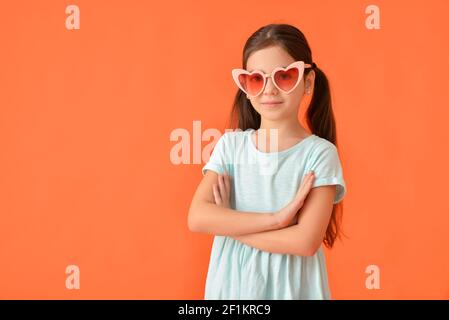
[261,102,283,106]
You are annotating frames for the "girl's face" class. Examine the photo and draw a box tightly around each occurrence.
[245,45,314,122]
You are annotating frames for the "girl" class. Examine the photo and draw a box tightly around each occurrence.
[188,23,347,300]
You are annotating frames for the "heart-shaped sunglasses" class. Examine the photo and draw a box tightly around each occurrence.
[231,61,313,98]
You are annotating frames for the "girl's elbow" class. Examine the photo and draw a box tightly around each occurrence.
[295,240,320,257]
[305,247,318,257]
[188,207,201,232]
[304,241,322,256]
[296,247,316,257]
[188,216,197,232]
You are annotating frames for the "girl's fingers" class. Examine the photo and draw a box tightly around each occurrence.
[223,171,231,196]
[295,171,315,201]
[303,171,315,187]
[218,174,227,199]
[213,184,222,205]
[302,171,314,185]
[304,172,315,189]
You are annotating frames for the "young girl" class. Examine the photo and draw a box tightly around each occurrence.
[188,23,346,300]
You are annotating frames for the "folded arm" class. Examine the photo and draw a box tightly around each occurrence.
[188,170,280,236]
[231,185,336,256]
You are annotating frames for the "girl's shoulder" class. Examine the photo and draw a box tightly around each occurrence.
[308,135,337,151]
[305,135,341,165]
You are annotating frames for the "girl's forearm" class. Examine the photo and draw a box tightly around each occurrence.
[232,225,314,256]
[188,202,280,236]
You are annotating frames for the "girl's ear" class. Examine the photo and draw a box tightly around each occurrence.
[305,71,315,92]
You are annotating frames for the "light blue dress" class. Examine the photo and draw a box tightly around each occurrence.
[201,128,347,299]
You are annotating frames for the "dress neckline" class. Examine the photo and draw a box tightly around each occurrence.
[247,128,315,156]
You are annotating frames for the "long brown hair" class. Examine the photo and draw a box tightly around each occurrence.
[226,23,346,249]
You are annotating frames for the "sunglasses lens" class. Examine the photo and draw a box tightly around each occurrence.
[238,73,264,96]
[274,68,299,92]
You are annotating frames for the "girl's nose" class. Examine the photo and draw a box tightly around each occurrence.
[263,77,278,94]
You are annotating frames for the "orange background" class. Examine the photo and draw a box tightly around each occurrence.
[1,0,449,299]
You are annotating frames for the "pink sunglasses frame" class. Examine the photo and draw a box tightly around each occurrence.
[231,61,313,98]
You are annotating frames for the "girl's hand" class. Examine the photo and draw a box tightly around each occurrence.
[213,171,231,209]
[274,171,315,229]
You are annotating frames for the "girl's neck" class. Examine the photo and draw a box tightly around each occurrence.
[257,120,309,140]
[253,120,311,153]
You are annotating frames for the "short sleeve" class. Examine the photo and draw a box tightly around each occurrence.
[202,133,228,176]
[307,143,347,204]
